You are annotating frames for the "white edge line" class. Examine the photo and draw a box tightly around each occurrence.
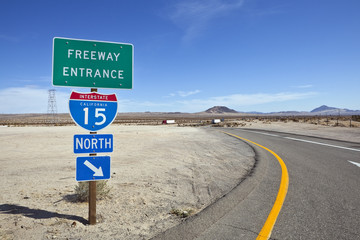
[239,129,279,137]
[284,137,360,152]
[237,129,360,152]
[348,161,360,168]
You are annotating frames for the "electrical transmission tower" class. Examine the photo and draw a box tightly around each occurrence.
[47,89,58,124]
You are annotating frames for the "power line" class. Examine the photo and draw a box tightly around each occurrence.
[47,89,58,124]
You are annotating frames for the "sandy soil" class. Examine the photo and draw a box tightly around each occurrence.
[0,125,254,240]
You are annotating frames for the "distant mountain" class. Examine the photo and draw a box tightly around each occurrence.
[269,111,308,115]
[205,106,238,114]
[310,105,337,113]
[310,105,360,115]
[202,105,360,115]
[245,111,265,115]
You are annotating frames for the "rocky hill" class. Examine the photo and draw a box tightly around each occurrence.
[310,105,360,115]
[205,106,238,114]
[311,105,338,113]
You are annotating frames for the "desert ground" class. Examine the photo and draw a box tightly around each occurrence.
[0,124,255,240]
[1,116,359,240]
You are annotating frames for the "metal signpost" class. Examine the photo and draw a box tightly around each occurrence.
[52,37,133,225]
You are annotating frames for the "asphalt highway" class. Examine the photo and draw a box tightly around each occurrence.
[153,128,360,240]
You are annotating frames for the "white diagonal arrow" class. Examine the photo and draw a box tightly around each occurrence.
[84,160,104,176]
[348,161,360,168]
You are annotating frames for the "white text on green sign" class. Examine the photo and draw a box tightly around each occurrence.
[53,37,133,89]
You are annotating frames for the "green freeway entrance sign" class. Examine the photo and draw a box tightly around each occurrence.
[52,37,133,89]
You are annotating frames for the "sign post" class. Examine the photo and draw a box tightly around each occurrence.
[53,37,133,225]
[89,88,98,226]
[89,180,96,225]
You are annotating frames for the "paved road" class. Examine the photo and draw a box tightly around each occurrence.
[153,128,360,240]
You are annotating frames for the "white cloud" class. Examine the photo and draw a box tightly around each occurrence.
[0,86,172,114]
[169,0,245,41]
[175,92,318,112]
[0,34,19,42]
[0,86,69,113]
[116,99,172,112]
[0,86,317,113]
[167,90,201,98]
[178,90,201,97]
[293,84,313,89]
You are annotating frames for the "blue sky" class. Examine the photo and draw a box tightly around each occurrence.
[0,0,359,113]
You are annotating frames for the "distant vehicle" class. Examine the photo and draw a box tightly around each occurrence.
[212,119,221,124]
[162,120,175,124]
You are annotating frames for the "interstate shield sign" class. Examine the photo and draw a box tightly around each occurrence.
[69,91,118,131]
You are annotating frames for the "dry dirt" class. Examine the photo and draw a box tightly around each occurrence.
[0,125,254,240]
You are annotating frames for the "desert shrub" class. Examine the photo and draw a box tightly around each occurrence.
[74,181,111,202]
[352,115,360,122]
[170,208,194,218]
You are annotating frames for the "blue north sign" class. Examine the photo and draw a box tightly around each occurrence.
[74,134,113,154]
[69,91,118,131]
[76,156,111,182]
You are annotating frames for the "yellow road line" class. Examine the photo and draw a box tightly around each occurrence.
[222,131,289,240]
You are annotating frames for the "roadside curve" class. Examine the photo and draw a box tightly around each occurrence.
[152,129,288,240]
[151,130,265,240]
[222,131,289,240]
